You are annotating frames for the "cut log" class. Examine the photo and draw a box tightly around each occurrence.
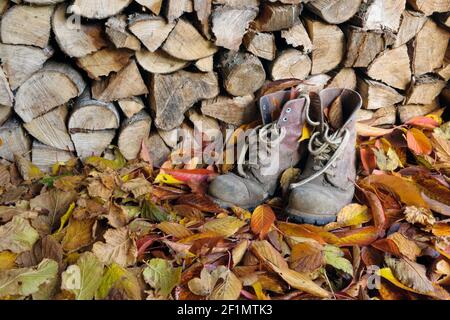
[129,15,175,52]
[398,101,440,123]
[76,48,133,80]
[0,118,31,162]
[118,111,152,160]
[306,0,362,24]
[195,56,214,72]
[31,141,74,172]
[193,0,212,38]
[187,109,221,142]
[136,49,188,74]
[406,76,446,105]
[150,70,219,130]
[393,10,427,48]
[352,0,406,32]
[305,18,345,74]
[14,70,79,123]
[53,4,107,58]
[70,0,132,19]
[296,73,331,94]
[270,49,311,81]
[255,3,301,32]
[281,21,312,54]
[360,106,396,127]
[412,19,449,76]
[105,15,141,51]
[343,27,386,68]
[42,61,86,95]
[135,0,163,15]
[357,78,404,110]
[213,0,259,7]
[366,45,411,90]
[406,0,450,16]
[326,68,357,90]
[144,132,171,167]
[92,60,149,102]
[0,106,12,127]
[71,130,117,159]
[201,94,256,125]
[1,5,53,48]
[23,105,74,152]
[0,67,13,107]
[220,51,266,96]
[158,122,194,149]
[0,44,53,90]
[162,19,217,61]
[69,95,120,131]
[118,97,145,118]
[437,46,450,81]
[243,30,276,61]
[211,7,258,50]
[165,0,193,22]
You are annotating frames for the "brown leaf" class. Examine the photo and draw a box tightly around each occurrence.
[62,218,96,252]
[16,235,64,271]
[92,227,137,267]
[53,176,83,192]
[176,194,223,213]
[251,205,275,239]
[121,177,152,198]
[290,242,325,273]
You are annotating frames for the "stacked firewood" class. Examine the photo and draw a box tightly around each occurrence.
[0,0,448,171]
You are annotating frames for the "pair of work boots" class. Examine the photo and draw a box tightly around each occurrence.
[208,87,362,225]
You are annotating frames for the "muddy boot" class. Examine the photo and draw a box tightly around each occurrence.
[208,90,309,208]
[286,88,362,225]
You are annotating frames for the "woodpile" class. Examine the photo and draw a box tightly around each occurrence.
[0,0,448,169]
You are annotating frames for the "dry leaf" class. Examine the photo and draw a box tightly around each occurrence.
[92,227,137,267]
[251,205,276,239]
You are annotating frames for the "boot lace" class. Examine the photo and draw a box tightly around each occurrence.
[289,101,350,189]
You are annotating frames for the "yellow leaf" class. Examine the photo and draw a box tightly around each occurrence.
[203,217,246,238]
[55,202,75,234]
[252,281,268,300]
[324,204,371,231]
[299,124,311,142]
[0,251,17,270]
[154,173,184,185]
[378,268,421,294]
[407,128,432,155]
[251,205,276,239]
[157,221,193,239]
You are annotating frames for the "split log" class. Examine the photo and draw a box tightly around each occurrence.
[193,0,212,38]
[144,132,171,167]
[243,30,276,61]
[352,0,405,32]
[213,0,259,7]
[1,5,53,48]
[0,44,53,90]
[150,70,219,130]
[136,0,163,15]
[270,49,311,81]
[70,0,132,19]
[281,21,312,54]
[393,10,427,48]
[220,51,266,96]
[356,109,374,123]
[201,95,256,126]
[162,19,217,61]
[296,74,331,93]
[118,97,145,118]
[53,4,107,58]
[70,130,117,159]
[255,3,301,32]
[136,49,188,74]
[0,118,31,162]
[357,78,404,110]
[366,45,411,90]
[406,0,450,16]
[343,27,386,68]
[437,46,450,81]
[406,76,446,105]
[360,106,396,127]
[23,105,74,151]
[306,0,362,24]
[105,15,141,51]
[326,68,357,90]
[165,0,193,22]
[305,18,345,74]
[412,19,449,76]
[195,56,214,72]
[76,48,133,80]
[118,111,152,160]
[158,122,194,149]
[0,67,13,107]
[31,141,74,172]
[43,61,86,95]
[211,7,258,50]
[14,69,79,122]
[92,60,148,102]
[0,106,12,127]
[398,101,440,123]
[187,109,221,142]
[129,15,175,52]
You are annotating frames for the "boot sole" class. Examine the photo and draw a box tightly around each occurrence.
[209,195,268,211]
[286,207,336,226]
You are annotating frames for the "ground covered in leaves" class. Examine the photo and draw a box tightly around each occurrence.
[0,112,450,300]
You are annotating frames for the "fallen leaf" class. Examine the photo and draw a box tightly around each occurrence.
[16,235,63,271]
[404,206,435,227]
[121,177,152,198]
[324,203,371,231]
[388,233,422,261]
[210,267,242,300]
[96,263,141,300]
[188,267,219,297]
[333,226,380,247]
[323,245,353,276]
[251,205,276,239]
[143,258,181,298]
[356,123,394,137]
[374,147,403,171]
[176,194,223,213]
[406,128,432,155]
[157,221,193,239]
[62,218,96,252]
[160,169,217,194]
[232,240,249,267]
[53,175,83,192]
[360,147,376,174]
[290,242,325,273]
[406,116,439,129]
[0,251,17,271]
[141,199,170,222]
[85,149,126,171]
[92,227,137,267]
[0,216,39,254]
[203,216,245,238]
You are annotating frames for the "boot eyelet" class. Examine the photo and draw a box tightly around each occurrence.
[282,117,288,122]
[286,108,291,113]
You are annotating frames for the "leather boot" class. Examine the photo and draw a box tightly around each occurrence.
[287,88,362,225]
[208,89,309,208]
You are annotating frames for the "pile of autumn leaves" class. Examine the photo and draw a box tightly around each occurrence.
[0,113,449,300]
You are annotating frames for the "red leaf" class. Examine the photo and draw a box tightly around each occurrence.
[406,116,439,129]
[136,235,158,259]
[162,168,217,194]
[176,193,223,213]
[360,147,376,174]
[406,128,432,155]
[363,190,387,232]
[251,205,276,239]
